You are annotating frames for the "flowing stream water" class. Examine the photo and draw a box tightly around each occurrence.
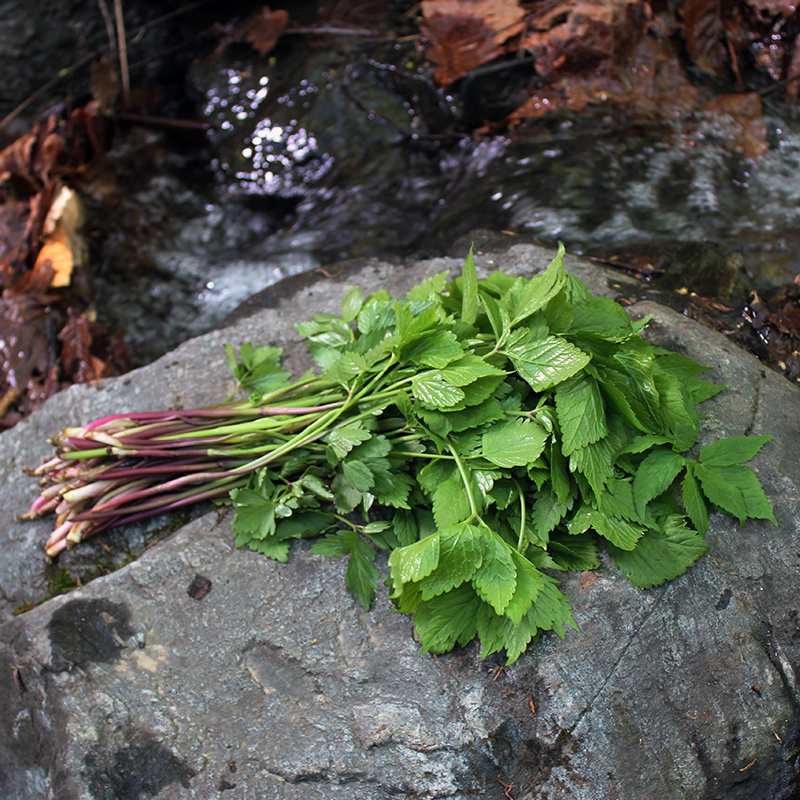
[91,36,800,369]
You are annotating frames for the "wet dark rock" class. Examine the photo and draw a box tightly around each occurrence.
[49,598,134,672]
[1,241,800,799]
[83,728,195,800]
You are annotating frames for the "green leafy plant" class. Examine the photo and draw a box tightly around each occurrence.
[26,246,775,663]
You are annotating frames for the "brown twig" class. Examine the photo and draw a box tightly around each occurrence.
[0,0,217,133]
[113,0,131,106]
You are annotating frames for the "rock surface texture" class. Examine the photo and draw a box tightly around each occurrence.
[1,242,799,800]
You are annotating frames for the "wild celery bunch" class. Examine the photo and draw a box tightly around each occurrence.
[27,246,775,663]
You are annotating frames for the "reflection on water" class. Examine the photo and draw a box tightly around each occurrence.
[99,45,800,366]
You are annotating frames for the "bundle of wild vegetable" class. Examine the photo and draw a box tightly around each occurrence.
[27,246,775,663]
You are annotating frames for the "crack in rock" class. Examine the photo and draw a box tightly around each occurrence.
[570,586,668,734]
[763,625,800,710]
[744,367,767,436]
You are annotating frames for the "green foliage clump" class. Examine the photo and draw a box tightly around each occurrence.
[227,245,774,663]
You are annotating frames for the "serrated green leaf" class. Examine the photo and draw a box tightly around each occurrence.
[529,488,576,545]
[417,458,456,494]
[405,270,449,302]
[413,583,482,654]
[598,477,643,523]
[327,424,372,461]
[296,314,352,346]
[569,506,643,550]
[231,487,276,541]
[617,434,672,456]
[478,571,575,663]
[720,465,776,524]
[482,420,549,468]
[399,330,464,369]
[388,532,441,591]
[654,352,712,379]
[611,340,662,426]
[503,552,545,626]
[609,516,710,588]
[569,295,631,333]
[547,530,601,571]
[481,291,510,339]
[699,435,772,467]
[331,471,362,514]
[342,459,374,492]
[653,371,698,449]
[693,462,748,524]
[297,473,335,502]
[356,292,392,334]
[506,331,591,392]
[306,342,343,372]
[633,448,686,513]
[411,373,465,408]
[324,352,369,387]
[595,364,651,433]
[440,354,506,386]
[549,439,571,504]
[439,374,505,412]
[340,285,364,323]
[681,466,708,536]
[569,436,616,501]
[509,243,566,325]
[695,463,775,525]
[392,509,419,547]
[311,528,359,557]
[461,246,479,325]
[392,508,436,547]
[418,523,486,600]
[375,471,414,509]
[224,342,290,398]
[684,376,726,405]
[311,530,380,610]
[245,537,290,561]
[432,474,473,528]
[555,375,607,456]
[421,397,506,435]
[471,529,517,614]
[522,572,576,640]
[274,511,333,540]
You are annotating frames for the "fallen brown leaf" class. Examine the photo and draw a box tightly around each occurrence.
[579,571,600,593]
[421,0,526,86]
[213,5,290,58]
[681,0,728,77]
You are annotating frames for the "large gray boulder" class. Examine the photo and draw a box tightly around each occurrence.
[1,242,799,800]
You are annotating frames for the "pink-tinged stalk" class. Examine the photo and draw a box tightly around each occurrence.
[24,495,60,517]
[79,470,246,516]
[61,479,121,504]
[67,437,110,451]
[46,519,74,550]
[101,459,243,479]
[80,399,344,433]
[82,403,250,431]
[89,481,248,530]
[32,456,69,477]
[40,483,66,501]
[46,537,69,557]
[66,520,93,545]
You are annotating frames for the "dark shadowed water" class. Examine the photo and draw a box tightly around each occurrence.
[91,35,800,367]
